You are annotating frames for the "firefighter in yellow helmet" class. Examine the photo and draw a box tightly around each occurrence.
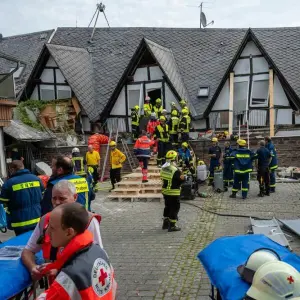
[152,98,163,118]
[178,108,191,142]
[143,96,152,117]
[171,102,179,116]
[154,116,170,167]
[168,109,180,148]
[208,137,222,186]
[160,150,185,232]
[109,141,126,190]
[179,99,187,109]
[131,105,140,140]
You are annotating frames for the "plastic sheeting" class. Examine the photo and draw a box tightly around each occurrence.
[198,234,300,300]
[0,231,43,299]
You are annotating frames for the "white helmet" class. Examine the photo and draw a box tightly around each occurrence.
[246,261,300,300]
[151,112,156,118]
[72,147,80,154]
[237,248,281,283]
[162,109,167,114]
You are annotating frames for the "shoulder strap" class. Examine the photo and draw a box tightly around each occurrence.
[39,213,50,232]
[87,212,102,227]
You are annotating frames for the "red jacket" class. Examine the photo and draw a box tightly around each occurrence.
[147,120,160,136]
[37,230,117,300]
[134,136,154,158]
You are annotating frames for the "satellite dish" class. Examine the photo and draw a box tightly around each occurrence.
[201,12,207,28]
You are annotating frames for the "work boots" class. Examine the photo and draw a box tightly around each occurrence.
[258,190,264,197]
[168,220,181,232]
[229,192,236,199]
[162,218,169,230]
[142,169,148,183]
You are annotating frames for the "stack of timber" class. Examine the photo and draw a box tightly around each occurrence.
[107,155,163,202]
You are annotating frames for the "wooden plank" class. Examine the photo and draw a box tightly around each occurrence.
[229,72,234,135]
[269,69,275,137]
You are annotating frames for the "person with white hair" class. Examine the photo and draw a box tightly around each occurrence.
[21,180,102,281]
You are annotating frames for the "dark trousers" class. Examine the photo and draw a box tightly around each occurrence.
[132,125,139,140]
[88,165,99,186]
[170,134,179,148]
[138,157,148,169]
[181,132,189,142]
[163,195,180,221]
[223,163,234,186]
[14,226,35,236]
[257,167,270,194]
[232,173,249,198]
[157,141,171,166]
[110,167,121,189]
[270,170,276,191]
[209,160,220,182]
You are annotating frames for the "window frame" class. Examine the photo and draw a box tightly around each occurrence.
[197,86,210,98]
[250,78,269,108]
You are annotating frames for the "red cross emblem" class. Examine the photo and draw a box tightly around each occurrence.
[287,276,294,284]
[99,268,108,286]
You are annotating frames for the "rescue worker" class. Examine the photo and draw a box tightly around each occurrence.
[147,113,160,137]
[171,102,179,116]
[154,116,170,167]
[131,105,140,140]
[265,136,278,193]
[21,180,102,281]
[179,99,187,110]
[86,167,95,211]
[41,156,90,214]
[134,131,154,183]
[11,147,24,161]
[168,109,180,148]
[223,141,234,187]
[161,109,168,120]
[143,96,152,117]
[230,139,255,199]
[152,98,163,118]
[160,150,185,232]
[109,141,126,190]
[208,138,222,186]
[0,160,43,236]
[71,147,86,176]
[178,142,192,167]
[255,140,271,197]
[35,203,116,299]
[86,145,101,189]
[178,108,191,142]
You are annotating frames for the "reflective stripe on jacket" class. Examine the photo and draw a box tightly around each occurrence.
[152,105,163,118]
[110,149,126,169]
[147,120,160,136]
[160,164,183,196]
[143,103,152,117]
[266,142,278,170]
[169,116,179,134]
[231,147,255,174]
[0,169,43,229]
[131,110,140,126]
[155,124,169,142]
[134,136,154,158]
[72,156,86,176]
[179,115,191,133]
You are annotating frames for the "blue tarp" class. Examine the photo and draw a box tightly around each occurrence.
[0,231,43,299]
[198,234,300,300]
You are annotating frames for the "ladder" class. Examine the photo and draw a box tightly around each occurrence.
[120,138,137,172]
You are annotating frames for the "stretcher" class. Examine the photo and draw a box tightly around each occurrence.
[0,231,43,299]
[198,234,300,300]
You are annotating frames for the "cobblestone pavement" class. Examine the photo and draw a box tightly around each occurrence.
[1,182,300,299]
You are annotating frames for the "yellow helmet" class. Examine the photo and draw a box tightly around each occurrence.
[180,99,186,104]
[238,139,247,146]
[159,116,166,122]
[88,166,94,174]
[171,110,178,116]
[134,105,139,110]
[198,160,205,165]
[224,131,229,135]
[182,142,188,148]
[156,98,162,104]
[166,150,178,160]
[181,108,188,115]
[212,137,218,142]
[109,141,116,146]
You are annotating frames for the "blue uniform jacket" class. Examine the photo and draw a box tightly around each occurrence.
[223,147,233,166]
[266,142,278,170]
[256,147,271,169]
[0,169,43,230]
[178,148,192,161]
[231,147,255,174]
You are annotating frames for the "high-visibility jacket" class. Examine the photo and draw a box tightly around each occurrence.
[154,124,169,142]
[72,156,86,176]
[131,110,140,126]
[168,116,179,134]
[147,120,160,136]
[39,212,101,261]
[143,103,152,117]
[179,115,191,133]
[110,149,126,169]
[152,105,163,118]
[160,164,184,196]
[37,230,116,300]
[171,107,179,116]
[231,147,256,174]
[266,142,278,170]
[0,169,43,230]
[134,136,154,158]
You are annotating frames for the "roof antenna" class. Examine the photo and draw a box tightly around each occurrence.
[187,1,214,29]
[88,2,110,41]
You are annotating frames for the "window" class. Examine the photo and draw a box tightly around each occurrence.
[10,66,24,79]
[55,69,66,83]
[251,80,269,106]
[197,86,210,97]
[40,69,54,83]
[128,90,141,114]
[234,81,248,113]
[57,86,71,99]
[40,87,55,101]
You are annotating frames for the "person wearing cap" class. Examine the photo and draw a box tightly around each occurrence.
[178,142,192,168]
[109,141,126,191]
[255,140,271,197]
[131,105,140,140]
[264,136,278,193]
[160,150,185,232]
[208,137,222,186]
[143,96,152,117]
[230,139,255,199]
[152,98,163,118]
[223,141,234,187]
[71,147,86,176]
[178,108,191,142]
[168,110,180,148]
[171,102,179,116]
[154,116,170,167]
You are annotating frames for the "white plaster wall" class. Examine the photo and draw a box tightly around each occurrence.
[31,87,39,99]
[110,87,126,115]
[165,84,180,112]
[46,56,58,67]
[150,66,163,80]
[253,57,269,73]
[277,109,293,125]
[274,75,290,107]
[241,41,262,56]
[212,79,229,111]
[134,67,148,81]
[234,59,250,75]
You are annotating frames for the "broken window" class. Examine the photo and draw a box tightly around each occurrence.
[251,79,269,107]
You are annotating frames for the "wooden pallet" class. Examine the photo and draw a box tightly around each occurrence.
[111,188,140,196]
[107,193,163,202]
[133,167,160,174]
[141,188,162,194]
[124,173,161,180]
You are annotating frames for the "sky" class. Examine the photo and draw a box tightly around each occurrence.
[1,0,300,36]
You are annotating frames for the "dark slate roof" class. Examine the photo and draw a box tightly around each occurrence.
[46,44,97,120]
[0,30,54,96]
[49,27,300,117]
